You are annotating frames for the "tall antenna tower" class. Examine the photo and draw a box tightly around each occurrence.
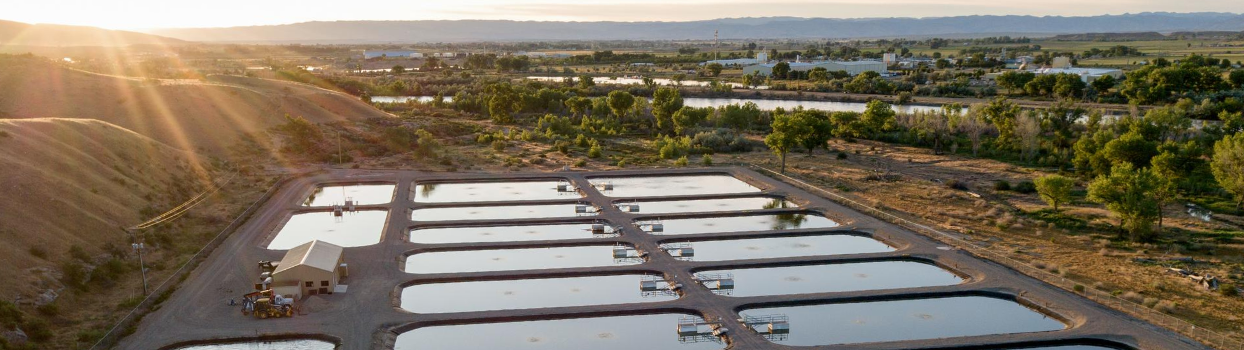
[714,30,719,60]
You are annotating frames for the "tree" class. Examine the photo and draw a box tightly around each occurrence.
[564,97,593,118]
[1091,75,1116,94]
[705,63,724,77]
[772,62,791,80]
[422,57,441,71]
[718,102,761,131]
[1053,73,1087,99]
[957,104,992,157]
[1231,70,1244,89]
[606,90,636,119]
[1034,175,1074,211]
[577,75,595,88]
[391,65,406,74]
[671,73,687,86]
[792,111,832,154]
[1212,131,1244,208]
[1016,112,1042,162]
[1088,163,1161,241]
[982,97,1021,150]
[766,114,803,173]
[860,100,896,138]
[996,71,1035,95]
[1102,130,1158,169]
[651,87,684,134]
[808,67,829,82]
[672,106,709,135]
[486,84,521,124]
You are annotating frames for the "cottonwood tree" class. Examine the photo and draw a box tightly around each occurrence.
[1088,163,1161,241]
[956,104,992,157]
[1212,132,1244,208]
[606,90,636,120]
[1016,112,1042,162]
[1034,175,1074,211]
[982,97,1021,151]
[860,100,896,138]
[792,111,832,155]
[766,114,805,173]
[651,87,684,135]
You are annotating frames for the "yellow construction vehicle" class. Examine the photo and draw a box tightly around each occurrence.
[241,290,293,319]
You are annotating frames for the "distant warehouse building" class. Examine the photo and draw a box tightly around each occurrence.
[364,50,421,59]
[743,60,887,77]
[271,240,347,300]
[1033,67,1124,83]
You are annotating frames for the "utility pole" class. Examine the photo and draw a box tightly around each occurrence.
[336,130,343,166]
[714,30,719,61]
[128,230,149,295]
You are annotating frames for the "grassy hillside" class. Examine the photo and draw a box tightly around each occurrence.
[0,118,210,298]
[0,55,389,157]
[0,19,183,47]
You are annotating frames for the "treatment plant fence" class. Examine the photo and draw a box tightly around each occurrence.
[90,175,293,350]
[743,163,1243,350]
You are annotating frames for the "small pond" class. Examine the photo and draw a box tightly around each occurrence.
[413,180,581,203]
[411,204,595,221]
[671,235,893,261]
[400,274,674,313]
[394,314,723,350]
[696,261,961,297]
[302,184,394,207]
[617,197,793,214]
[589,175,759,198]
[171,339,335,350]
[647,213,837,235]
[267,210,387,250]
[405,245,637,274]
[409,223,612,244]
[741,296,1064,346]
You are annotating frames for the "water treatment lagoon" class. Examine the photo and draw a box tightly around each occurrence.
[400,274,674,313]
[409,223,612,244]
[697,261,962,297]
[590,175,760,197]
[412,180,580,203]
[394,314,723,350]
[171,339,336,350]
[648,213,838,235]
[742,296,1064,346]
[411,204,595,221]
[267,210,388,250]
[405,245,637,274]
[671,234,894,261]
[617,197,794,214]
[302,184,394,207]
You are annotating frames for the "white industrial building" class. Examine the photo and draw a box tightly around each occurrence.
[703,52,769,67]
[363,50,420,59]
[1033,67,1124,83]
[271,240,346,300]
[742,60,887,77]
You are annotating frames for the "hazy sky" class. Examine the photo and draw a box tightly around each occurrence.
[8,0,1244,30]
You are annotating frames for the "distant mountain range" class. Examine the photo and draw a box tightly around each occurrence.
[147,12,1244,43]
[0,20,183,47]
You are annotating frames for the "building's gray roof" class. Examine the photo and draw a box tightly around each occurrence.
[275,240,343,274]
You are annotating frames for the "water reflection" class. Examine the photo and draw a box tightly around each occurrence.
[303,184,394,207]
[409,224,613,244]
[619,197,794,214]
[405,245,636,274]
[400,274,674,313]
[675,235,893,261]
[413,180,580,203]
[395,314,724,350]
[411,204,596,221]
[590,175,759,198]
[647,214,837,235]
[743,296,1064,346]
[172,340,335,350]
[267,210,387,250]
[698,262,962,297]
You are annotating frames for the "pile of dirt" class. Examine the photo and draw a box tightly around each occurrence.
[301,295,330,313]
[0,55,389,157]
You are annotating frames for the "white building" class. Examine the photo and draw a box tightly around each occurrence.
[363,50,418,59]
[271,240,346,300]
[703,52,769,67]
[742,60,887,77]
[1033,67,1124,83]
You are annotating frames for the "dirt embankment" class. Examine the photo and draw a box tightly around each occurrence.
[0,55,388,157]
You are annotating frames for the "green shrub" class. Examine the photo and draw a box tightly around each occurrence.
[61,260,89,291]
[0,301,23,327]
[701,154,713,166]
[36,303,58,316]
[946,179,969,191]
[836,151,848,160]
[1073,284,1085,293]
[23,318,53,342]
[28,246,47,260]
[574,159,587,167]
[1221,283,1240,297]
[616,159,627,168]
[690,129,753,153]
[574,134,590,147]
[674,156,689,167]
[994,180,1012,191]
[587,143,602,158]
[554,141,571,155]
[69,245,90,262]
[491,140,507,152]
[1014,181,1037,194]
